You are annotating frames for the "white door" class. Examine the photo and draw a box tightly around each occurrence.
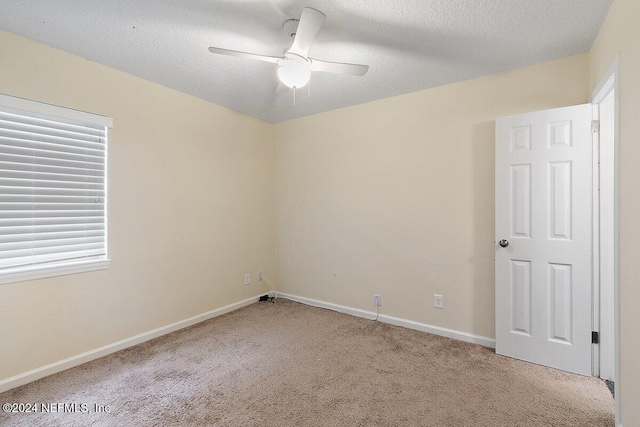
[495,104,593,376]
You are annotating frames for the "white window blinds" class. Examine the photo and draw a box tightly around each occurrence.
[0,94,112,282]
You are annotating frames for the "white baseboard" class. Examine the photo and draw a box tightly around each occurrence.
[0,294,262,393]
[278,292,496,349]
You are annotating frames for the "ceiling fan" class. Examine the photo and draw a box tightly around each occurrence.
[208,7,369,96]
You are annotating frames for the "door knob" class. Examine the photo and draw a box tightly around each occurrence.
[499,239,509,247]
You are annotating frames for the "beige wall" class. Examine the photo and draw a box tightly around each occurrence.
[0,30,275,380]
[590,0,640,424]
[274,54,589,339]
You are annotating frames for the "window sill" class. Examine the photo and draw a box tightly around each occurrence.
[0,259,111,285]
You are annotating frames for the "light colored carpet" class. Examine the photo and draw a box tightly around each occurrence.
[0,299,614,426]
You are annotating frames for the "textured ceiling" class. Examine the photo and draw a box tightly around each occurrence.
[0,1,611,123]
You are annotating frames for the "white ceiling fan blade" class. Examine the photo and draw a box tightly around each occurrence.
[288,7,325,57]
[310,58,369,77]
[208,46,281,64]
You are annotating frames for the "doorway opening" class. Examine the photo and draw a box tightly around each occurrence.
[494,56,620,425]
[589,56,619,425]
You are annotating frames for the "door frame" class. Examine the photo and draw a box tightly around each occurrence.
[589,55,620,426]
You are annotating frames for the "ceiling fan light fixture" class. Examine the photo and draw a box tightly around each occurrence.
[277,57,311,89]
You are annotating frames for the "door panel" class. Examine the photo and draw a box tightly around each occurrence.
[511,164,531,237]
[511,260,531,335]
[495,104,592,376]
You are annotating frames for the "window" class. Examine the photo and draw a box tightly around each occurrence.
[0,94,112,284]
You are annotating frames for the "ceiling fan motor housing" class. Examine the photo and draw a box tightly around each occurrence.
[283,19,300,38]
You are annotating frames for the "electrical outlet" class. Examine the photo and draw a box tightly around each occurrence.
[434,294,443,309]
[244,273,251,285]
[373,294,382,307]
[258,271,263,281]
